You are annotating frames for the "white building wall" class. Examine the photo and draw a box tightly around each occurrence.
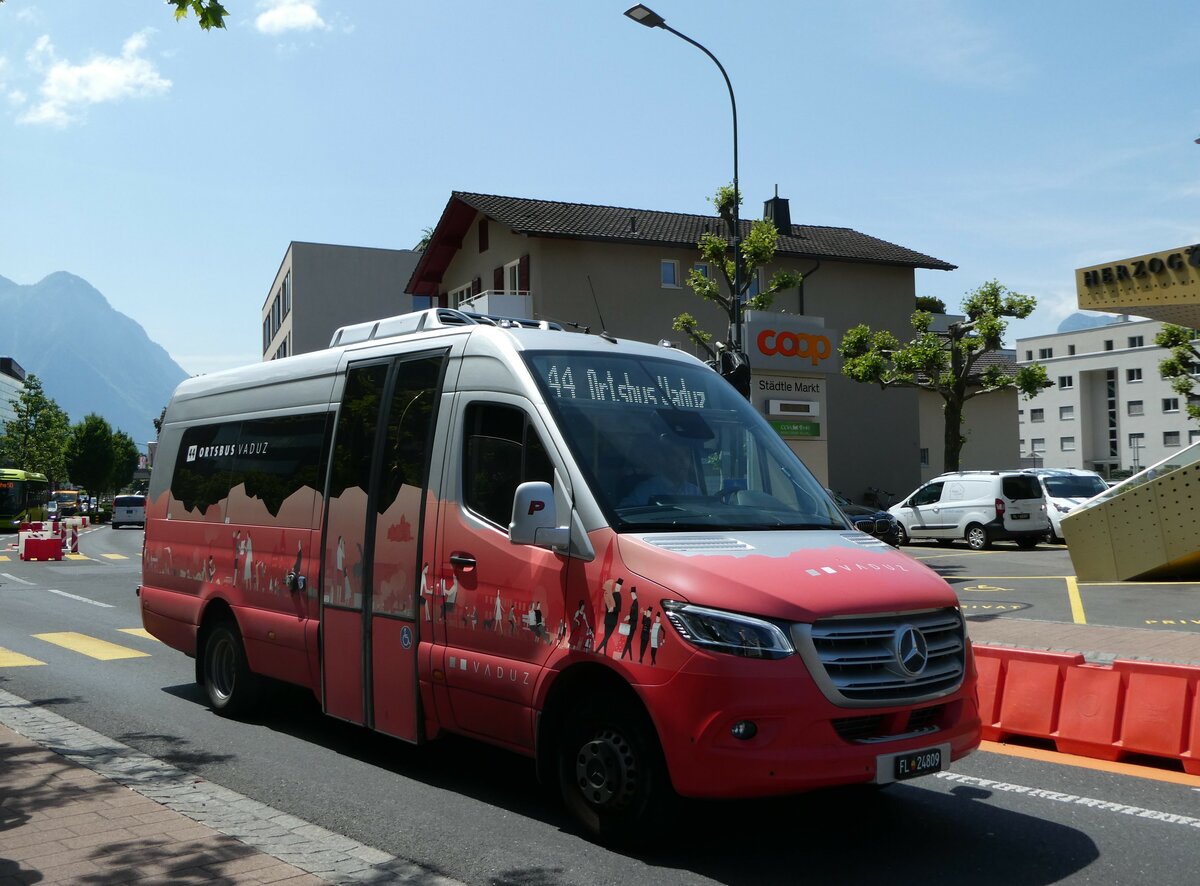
[1016,319,1199,477]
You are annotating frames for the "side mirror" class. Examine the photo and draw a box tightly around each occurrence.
[509,481,569,550]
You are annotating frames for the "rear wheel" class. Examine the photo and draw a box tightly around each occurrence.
[895,524,910,546]
[557,697,670,846]
[1016,537,1039,549]
[965,524,991,551]
[201,621,260,717]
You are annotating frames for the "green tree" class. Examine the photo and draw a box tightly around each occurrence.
[0,374,71,484]
[66,414,115,497]
[915,295,947,313]
[673,185,804,393]
[1155,324,1200,422]
[839,280,1051,472]
[170,0,230,30]
[110,431,141,493]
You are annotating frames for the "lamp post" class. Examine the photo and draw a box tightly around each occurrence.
[624,4,744,356]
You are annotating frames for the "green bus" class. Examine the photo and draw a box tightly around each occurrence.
[0,469,50,531]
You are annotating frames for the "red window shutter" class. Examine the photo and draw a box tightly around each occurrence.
[478,220,489,253]
[493,266,504,291]
[472,277,481,296]
[518,254,530,293]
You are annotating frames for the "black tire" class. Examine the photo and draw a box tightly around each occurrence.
[201,621,260,717]
[965,524,990,551]
[1016,537,1039,550]
[557,697,670,846]
[895,524,910,546]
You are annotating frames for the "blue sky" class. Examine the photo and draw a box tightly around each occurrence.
[1,1,1198,376]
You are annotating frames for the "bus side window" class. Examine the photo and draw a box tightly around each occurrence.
[462,403,552,528]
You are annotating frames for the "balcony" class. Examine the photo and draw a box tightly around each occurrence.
[456,290,532,319]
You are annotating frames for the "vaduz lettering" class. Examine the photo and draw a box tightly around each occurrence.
[1083,245,1200,287]
[195,441,270,459]
[756,330,832,366]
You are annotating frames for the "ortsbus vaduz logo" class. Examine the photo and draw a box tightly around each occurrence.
[755,329,832,366]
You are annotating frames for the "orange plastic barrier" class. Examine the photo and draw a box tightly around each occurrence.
[19,536,63,561]
[975,645,1200,775]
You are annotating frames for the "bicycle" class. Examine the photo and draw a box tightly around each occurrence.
[863,486,895,509]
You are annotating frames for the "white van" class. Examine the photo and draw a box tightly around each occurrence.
[889,471,1049,550]
[140,307,980,843]
[1023,469,1109,543]
[112,494,146,529]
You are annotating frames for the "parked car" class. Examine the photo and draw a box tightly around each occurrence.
[889,471,1050,550]
[1023,468,1109,543]
[827,489,902,546]
[111,494,146,530]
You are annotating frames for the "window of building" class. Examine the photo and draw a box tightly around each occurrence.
[1038,348,1053,359]
[1164,431,1181,447]
[1060,436,1076,452]
[660,260,680,288]
[1126,368,1142,383]
[448,283,472,307]
[1068,344,1076,355]
[262,317,271,353]
[692,262,709,279]
[1060,405,1074,420]
[478,219,489,253]
[504,259,521,293]
[1128,335,1144,348]
[411,295,434,311]
[1031,438,1046,454]
[1190,429,1200,446]
[1030,408,1044,422]
[1128,431,1145,448]
[745,268,762,298]
[1127,400,1144,416]
[1104,340,1113,351]
[282,271,291,318]
[919,448,929,467]
[1018,438,1025,451]
[1163,397,1179,413]
[1024,350,1032,361]
[1058,375,1073,389]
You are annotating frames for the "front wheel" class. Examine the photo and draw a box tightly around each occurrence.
[965,524,991,551]
[895,524,910,546]
[202,621,260,717]
[557,698,670,846]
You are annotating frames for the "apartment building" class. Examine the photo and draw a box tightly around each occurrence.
[1016,318,1200,477]
[261,242,422,361]
[0,357,25,428]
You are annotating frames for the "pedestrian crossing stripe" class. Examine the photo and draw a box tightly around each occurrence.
[118,628,156,641]
[0,647,45,667]
[33,632,151,660]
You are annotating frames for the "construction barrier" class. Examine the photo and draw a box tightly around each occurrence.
[19,534,64,562]
[975,646,1200,775]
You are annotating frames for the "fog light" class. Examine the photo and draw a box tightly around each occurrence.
[731,720,758,740]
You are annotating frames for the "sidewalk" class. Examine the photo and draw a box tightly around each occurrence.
[0,689,460,886]
[967,615,1200,666]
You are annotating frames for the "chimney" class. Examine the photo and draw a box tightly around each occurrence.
[763,185,791,233]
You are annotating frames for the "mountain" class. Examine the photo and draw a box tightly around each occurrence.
[1056,311,1130,333]
[0,272,188,447]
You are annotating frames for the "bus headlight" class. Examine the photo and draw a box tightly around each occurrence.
[662,601,794,660]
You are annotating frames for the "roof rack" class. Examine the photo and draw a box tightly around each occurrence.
[329,307,562,347]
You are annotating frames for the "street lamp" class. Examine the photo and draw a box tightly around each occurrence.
[624,4,744,359]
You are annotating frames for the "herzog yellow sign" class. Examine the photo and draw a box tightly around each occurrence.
[1075,244,1200,317]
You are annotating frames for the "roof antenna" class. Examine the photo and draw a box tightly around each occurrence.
[587,276,617,343]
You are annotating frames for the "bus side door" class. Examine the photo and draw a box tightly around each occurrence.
[320,350,449,741]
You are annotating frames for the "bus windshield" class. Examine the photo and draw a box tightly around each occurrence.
[523,350,846,532]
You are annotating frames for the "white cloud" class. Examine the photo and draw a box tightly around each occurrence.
[17,31,171,128]
[255,0,328,35]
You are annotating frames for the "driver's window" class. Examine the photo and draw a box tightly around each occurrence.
[462,403,553,528]
[912,483,943,506]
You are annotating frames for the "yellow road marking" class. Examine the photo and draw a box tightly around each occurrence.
[0,555,10,561]
[1066,575,1087,625]
[65,553,89,560]
[982,740,1200,788]
[33,632,151,660]
[118,628,157,641]
[0,647,46,667]
[102,554,128,560]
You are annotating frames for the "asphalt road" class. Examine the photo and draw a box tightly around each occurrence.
[2,527,1199,885]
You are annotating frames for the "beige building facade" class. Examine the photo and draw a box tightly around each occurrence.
[406,191,989,501]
